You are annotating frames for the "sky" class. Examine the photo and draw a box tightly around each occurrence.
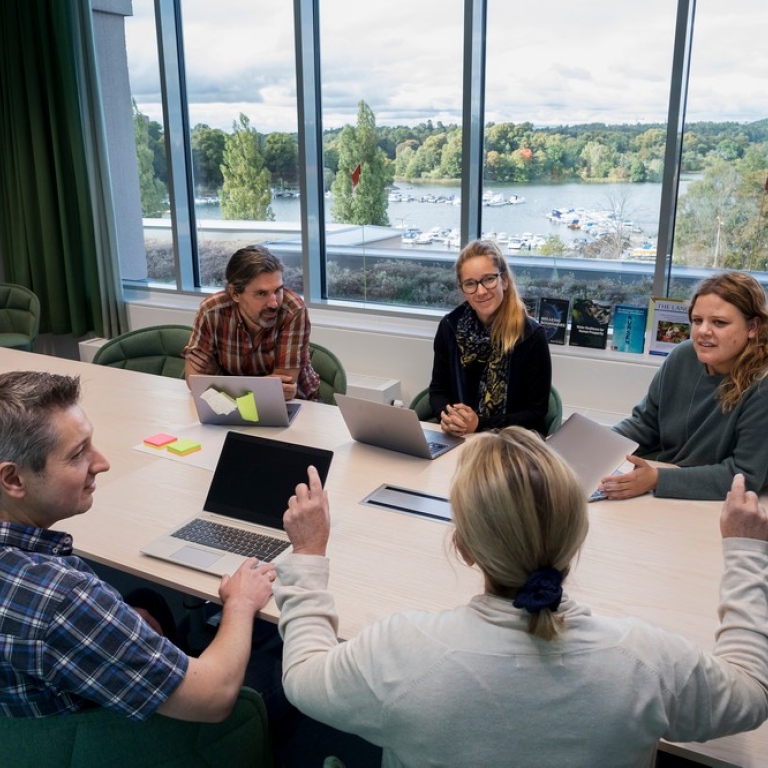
[125,0,768,135]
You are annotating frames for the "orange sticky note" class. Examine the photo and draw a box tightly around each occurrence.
[143,432,177,448]
[166,439,202,456]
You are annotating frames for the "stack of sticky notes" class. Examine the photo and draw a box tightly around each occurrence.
[143,433,202,456]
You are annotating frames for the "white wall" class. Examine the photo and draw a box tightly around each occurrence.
[126,295,661,423]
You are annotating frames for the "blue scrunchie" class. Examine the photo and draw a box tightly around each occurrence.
[513,567,563,614]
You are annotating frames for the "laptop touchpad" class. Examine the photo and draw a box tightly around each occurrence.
[172,546,222,568]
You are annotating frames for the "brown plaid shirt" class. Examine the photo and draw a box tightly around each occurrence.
[185,289,320,400]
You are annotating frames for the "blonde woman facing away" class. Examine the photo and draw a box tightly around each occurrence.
[429,240,551,436]
[275,429,768,768]
[604,271,768,500]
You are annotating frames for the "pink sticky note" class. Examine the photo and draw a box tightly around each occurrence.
[143,432,177,448]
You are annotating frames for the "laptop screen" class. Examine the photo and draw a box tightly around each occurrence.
[204,432,333,529]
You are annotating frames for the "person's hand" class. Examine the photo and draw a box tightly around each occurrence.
[440,403,479,436]
[271,373,298,401]
[219,558,276,614]
[721,473,768,540]
[186,347,218,375]
[284,465,330,556]
[599,455,658,499]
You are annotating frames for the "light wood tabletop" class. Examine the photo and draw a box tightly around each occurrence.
[0,348,763,766]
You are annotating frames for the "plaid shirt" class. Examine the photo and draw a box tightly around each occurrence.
[185,288,320,401]
[0,522,187,720]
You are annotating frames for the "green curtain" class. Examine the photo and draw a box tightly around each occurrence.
[0,0,127,337]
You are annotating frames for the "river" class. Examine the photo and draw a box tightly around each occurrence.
[195,179,694,246]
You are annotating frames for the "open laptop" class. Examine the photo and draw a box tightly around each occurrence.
[141,432,333,576]
[188,374,301,427]
[335,393,463,460]
[547,412,639,501]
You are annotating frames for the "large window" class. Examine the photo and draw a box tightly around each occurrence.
[319,0,464,310]
[484,0,676,308]
[122,1,768,314]
[672,0,768,282]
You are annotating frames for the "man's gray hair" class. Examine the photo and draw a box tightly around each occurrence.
[0,371,81,472]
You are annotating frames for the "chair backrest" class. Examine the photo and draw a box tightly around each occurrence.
[0,686,272,768]
[409,387,438,423]
[0,283,41,351]
[309,342,347,405]
[546,385,563,435]
[92,325,192,379]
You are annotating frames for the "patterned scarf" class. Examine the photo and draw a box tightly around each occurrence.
[455,304,509,421]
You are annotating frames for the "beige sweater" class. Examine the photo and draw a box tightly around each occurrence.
[276,539,768,768]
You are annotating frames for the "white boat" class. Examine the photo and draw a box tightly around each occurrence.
[483,193,507,207]
[508,194,526,205]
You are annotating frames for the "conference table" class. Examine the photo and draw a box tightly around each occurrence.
[1,347,765,766]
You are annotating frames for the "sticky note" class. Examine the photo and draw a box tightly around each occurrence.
[143,432,177,448]
[200,387,237,415]
[166,439,202,456]
[236,392,259,422]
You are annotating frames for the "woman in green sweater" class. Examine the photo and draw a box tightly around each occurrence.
[604,271,768,500]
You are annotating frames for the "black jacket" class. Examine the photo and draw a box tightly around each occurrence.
[429,305,552,434]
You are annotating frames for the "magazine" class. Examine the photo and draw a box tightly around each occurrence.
[611,304,648,354]
[649,297,690,356]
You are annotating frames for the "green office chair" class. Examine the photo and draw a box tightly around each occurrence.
[309,342,347,405]
[0,282,41,351]
[409,387,438,423]
[545,385,563,435]
[0,686,272,768]
[92,325,192,379]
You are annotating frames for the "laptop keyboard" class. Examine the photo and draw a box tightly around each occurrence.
[172,518,290,561]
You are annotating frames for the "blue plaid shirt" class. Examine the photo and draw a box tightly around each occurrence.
[0,522,188,720]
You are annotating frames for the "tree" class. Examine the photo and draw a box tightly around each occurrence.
[219,113,274,221]
[264,132,299,191]
[132,100,167,218]
[330,101,391,226]
[191,124,226,194]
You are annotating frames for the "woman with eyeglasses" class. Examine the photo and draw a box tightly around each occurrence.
[429,239,551,436]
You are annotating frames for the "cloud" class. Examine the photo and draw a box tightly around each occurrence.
[125,0,768,133]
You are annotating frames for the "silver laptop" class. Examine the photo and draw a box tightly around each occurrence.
[141,431,333,575]
[335,393,463,460]
[189,374,300,427]
[547,413,639,501]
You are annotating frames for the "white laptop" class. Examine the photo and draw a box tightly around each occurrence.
[141,431,333,576]
[547,413,639,501]
[188,374,300,427]
[335,393,463,460]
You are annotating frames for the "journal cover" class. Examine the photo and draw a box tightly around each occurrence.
[568,298,611,349]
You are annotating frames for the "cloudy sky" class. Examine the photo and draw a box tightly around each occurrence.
[126,0,768,134]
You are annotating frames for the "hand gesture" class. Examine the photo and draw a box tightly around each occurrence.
[283,465,330,556]
[721,473,768,540]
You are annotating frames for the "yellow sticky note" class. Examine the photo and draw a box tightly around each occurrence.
[236,392,259,422]
[166,439,202,456]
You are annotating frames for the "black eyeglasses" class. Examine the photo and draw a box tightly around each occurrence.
[459,273,501,294]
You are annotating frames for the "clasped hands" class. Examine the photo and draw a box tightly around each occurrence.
[440,403,479,437]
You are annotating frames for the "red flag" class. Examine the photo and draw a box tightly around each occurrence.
[764,175,768,192]
[351,164,361,191]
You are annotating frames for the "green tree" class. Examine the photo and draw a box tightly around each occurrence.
[132,100,167,218]
[331,101,391,226]
[264,132,299,191]
[220,113,274,221]
[191,124,226,194]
